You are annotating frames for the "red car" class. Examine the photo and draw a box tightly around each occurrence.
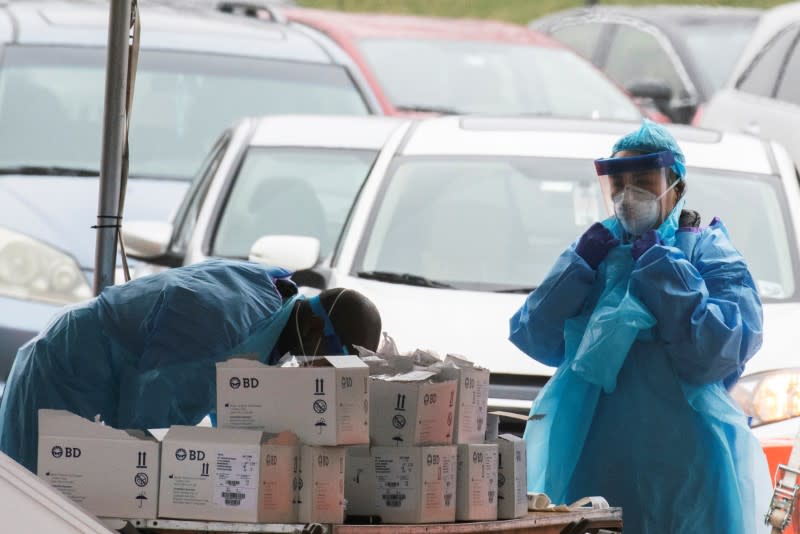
[284,7,662,121]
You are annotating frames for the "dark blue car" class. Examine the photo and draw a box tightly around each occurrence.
[0,0,381,393]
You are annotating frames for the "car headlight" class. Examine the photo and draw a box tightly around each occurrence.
[731,368,800,426]
[0,227,92,305]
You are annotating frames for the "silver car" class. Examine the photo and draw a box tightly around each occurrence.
[531,5,761,124]
[124,115,411,277]
[698,2,800,171]
[127,115,800,437]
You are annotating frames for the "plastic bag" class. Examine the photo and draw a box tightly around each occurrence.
[570,246,655,393]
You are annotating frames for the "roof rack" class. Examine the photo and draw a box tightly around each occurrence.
[216,2,287,23]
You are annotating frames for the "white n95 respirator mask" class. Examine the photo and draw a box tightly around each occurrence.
[613,180,679,237]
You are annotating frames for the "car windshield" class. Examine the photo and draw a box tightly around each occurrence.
[677,20,758,90]
[357,157,797,300]
[0,46,369,179]
[213,147,378,260]
[358,39,641,120]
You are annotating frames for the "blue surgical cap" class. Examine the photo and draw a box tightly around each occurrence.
[612,119,686,179]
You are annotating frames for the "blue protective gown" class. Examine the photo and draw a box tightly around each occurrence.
[510,213,771,533]
[0,259,299,473]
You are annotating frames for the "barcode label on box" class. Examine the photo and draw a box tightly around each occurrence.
[222,490,246,506]
[213,447,258,510]
[382,493,406,508]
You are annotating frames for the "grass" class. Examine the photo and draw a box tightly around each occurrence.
[297,0,788,24]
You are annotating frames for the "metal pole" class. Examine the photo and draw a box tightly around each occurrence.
[94,0,132,295]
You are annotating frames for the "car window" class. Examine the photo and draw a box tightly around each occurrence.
[171,131,232,254]
[358,39,641,120]
[678,19,758,91]
[0,46,370,179]
[550,22,608,61]
[213,148,378,260]
[357,157,797,300]
[604,24,688,99]
[775,37,800,106]
[689,174,795,300]
[737,26,799,97]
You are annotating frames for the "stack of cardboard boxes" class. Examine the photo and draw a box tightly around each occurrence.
[343,354,528,524]
[36,351,528,525]
[347,368,459,523]
[210,355,370,524]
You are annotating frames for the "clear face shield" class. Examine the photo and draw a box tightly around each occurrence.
[594,150,680,237]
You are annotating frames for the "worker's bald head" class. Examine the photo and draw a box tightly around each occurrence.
[277,288,381,357]
[319,288,382,354]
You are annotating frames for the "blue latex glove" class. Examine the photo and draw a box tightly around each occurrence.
[575,222,620,269]
[632,229,662,261]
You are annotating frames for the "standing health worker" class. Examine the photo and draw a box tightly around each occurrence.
[510,120,771,533]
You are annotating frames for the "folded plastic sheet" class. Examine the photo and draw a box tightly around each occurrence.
[0,259,297,472]
[355,332,445,376]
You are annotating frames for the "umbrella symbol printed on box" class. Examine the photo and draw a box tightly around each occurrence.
[136,492,147,508]
[315,418,327,434]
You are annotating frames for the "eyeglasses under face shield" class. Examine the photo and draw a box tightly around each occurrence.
[594,150,677,216]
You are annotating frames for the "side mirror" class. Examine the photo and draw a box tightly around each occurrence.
[626,79,673,116]
[122,221,173,260]
[249,235,321,272]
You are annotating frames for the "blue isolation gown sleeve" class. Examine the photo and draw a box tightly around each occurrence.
[629,224,763,386]
[509,247,598,367]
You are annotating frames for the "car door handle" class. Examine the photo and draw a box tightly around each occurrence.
[743,122,761,136]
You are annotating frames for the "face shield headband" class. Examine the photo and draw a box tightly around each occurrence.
[594,150,675,176]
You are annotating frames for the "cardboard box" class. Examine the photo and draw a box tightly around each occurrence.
[260,432,300,523]
[370,371,457,446]
[456,443,498,521]
[493,434,527,519]
[344,446,374,518]
[158,426,299,523]
[298,445,346,524]
[438,355,490,444]
[370,445,457,524]
[37,409,160,519]
[217,356,369,446]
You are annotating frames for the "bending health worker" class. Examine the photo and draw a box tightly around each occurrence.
[0,259,382,473]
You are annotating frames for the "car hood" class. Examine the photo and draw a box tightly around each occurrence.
[334,276,798,379]
[0,175,189,269]
[334,276,554,377]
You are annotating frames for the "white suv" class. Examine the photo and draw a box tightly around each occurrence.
[127,115,800,436]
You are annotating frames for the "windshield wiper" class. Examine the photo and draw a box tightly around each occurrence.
[0,165,99,177]
[394,104,461,115]
[493,287,537,294]
[356,271,454,289]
